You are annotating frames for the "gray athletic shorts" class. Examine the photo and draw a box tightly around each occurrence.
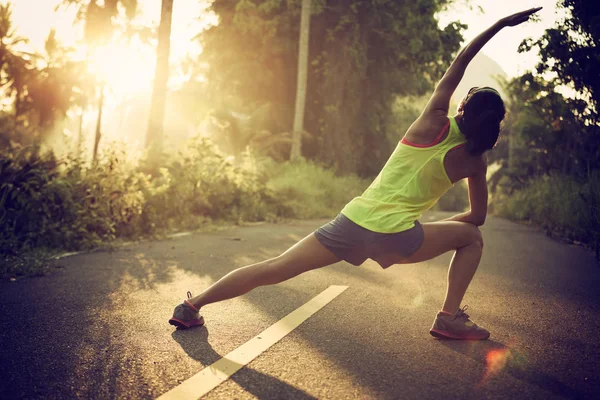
[314,213,424,267]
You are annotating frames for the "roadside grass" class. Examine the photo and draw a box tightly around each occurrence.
[0,142,369,279]
[265,159,368,219]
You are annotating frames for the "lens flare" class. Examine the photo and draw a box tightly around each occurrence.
[486,349,511,376]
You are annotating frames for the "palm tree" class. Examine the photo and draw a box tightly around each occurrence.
[59,0,139,44]
[0,3,31,121]
[0,5,87,147]
[28,30,83,138]
[59,0,139,160]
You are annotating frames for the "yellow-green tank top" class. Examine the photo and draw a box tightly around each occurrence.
[341,116,467,233]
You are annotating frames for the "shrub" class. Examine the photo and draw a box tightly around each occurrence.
[0,139,371,276]
[139,138,273,230]
[263,159,369,219]
[493,172,600,258]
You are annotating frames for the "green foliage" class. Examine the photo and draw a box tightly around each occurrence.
[0,144,124,255]
[0,138,368,276]
[490,72,598,255]
[264,159,369,218]
[207,103,296,162]
[0,5,87,145]
[199,0,465,176]
[495,73,599,182]
[138,138,274,231]
[519,0,600,124]
[494,173,600,259]
[489,2,600,256]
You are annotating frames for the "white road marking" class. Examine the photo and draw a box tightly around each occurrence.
[157,285,349,400]
[54,251,83,259]
[168,232,192,238]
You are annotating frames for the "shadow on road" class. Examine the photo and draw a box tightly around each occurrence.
[436,339,586,399]
[171,327,317,399]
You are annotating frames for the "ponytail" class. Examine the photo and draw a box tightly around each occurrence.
[461,89,505,156]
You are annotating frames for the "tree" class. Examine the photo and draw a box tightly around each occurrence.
[502,0,600,181]
[520,0,600,124]
[28,31,84,138]
[145,0,174,163]
[488,72,598,200]
[199,0,464,175]
[0,5,82,145]
[0,3,32,121]
[60,0,139,160]
[59,0,139,45]
[290,0,310,161]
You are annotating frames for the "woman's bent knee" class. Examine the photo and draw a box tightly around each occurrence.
[469,225,484,249]
[457,223,483,248]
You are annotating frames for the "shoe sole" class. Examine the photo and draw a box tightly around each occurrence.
[430,328,489,340]
[169,316,205,329]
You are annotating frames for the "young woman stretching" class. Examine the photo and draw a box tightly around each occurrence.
[169,7,542,340]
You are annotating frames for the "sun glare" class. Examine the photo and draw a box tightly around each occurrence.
[10,0,215,101]
[88,40,155,98]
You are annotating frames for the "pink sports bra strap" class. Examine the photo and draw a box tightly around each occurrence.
[432,120,450,144]
[401,120,450,148]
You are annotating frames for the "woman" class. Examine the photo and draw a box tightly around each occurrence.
[169,7,542,340]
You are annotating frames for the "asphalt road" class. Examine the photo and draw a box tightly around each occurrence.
[1,212,598,399]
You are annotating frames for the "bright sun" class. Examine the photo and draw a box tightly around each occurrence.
[88,40,155,98]
[12,0,215,102]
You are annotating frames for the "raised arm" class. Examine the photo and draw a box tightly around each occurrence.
[423,7,543,116]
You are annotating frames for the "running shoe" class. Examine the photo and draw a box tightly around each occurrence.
[429,305,490,340]
[169,291,205,329]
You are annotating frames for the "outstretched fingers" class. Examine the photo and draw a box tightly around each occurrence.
[502,7,543,26]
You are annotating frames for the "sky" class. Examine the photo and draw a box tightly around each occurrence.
[438,0,563,77]
[10,0,211,60]
[9,0,215,96]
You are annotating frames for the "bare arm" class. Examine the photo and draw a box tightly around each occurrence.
[443,157,488,226]
[423,7,543,116]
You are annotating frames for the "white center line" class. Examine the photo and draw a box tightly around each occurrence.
[157,285,349,400]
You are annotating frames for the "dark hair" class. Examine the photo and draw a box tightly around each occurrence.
[461,87,506,156]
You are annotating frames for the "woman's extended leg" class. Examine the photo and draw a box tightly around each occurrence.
[375,221,484,314]
[188,233,341,309]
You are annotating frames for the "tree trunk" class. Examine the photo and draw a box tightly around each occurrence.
[77,98,86,157]
[508,127,520,171]
[93,84,104,163]
[145,0,174,162]
[290,0,311,161]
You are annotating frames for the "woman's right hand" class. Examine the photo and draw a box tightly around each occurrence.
[500,7,543,27]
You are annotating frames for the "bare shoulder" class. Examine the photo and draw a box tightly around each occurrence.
[404,110,449,143]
